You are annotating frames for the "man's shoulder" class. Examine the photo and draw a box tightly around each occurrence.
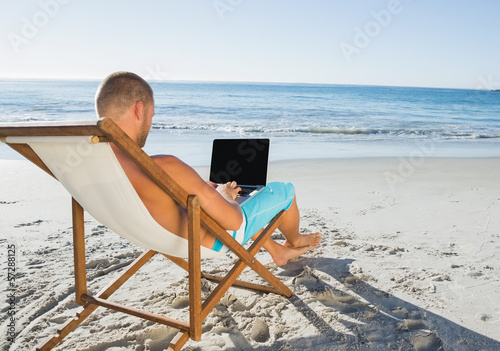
[150,155,194,177]
[151,154,184,168]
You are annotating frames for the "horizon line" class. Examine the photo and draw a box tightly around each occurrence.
[0,76,489,91]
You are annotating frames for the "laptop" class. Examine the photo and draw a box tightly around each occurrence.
[209,138,270,205]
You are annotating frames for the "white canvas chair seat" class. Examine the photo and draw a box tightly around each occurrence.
[6,135,227,258]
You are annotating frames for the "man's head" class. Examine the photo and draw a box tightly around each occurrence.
[95,71,154,147]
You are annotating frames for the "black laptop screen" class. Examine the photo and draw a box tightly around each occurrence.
[209,139,269,185]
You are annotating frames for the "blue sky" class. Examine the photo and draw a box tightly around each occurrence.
[1,0,500,89]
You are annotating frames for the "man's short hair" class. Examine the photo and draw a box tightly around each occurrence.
[95,71,153,119]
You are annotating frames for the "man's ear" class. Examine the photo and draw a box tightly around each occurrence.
[134,101,144,121]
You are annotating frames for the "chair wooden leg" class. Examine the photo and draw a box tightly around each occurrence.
[187,195,202,341]
[167,196,203,351]
[72,198,87,305]
[168,331,190,351]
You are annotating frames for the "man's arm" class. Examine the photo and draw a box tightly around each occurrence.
[152,155,244,231]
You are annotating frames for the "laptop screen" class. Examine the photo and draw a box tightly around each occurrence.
[209,139,270,186]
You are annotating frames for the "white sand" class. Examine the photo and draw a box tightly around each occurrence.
[1,157,499,350]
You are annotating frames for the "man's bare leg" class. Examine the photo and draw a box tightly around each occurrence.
[252,196,321,266]
[279,197,321,249]
[262,239,314,266]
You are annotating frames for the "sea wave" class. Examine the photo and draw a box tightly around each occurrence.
[151,122,500,140]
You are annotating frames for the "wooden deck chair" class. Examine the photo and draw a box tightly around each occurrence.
[0,117,293,350]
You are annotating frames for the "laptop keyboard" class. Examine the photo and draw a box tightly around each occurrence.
[238,186,257,196]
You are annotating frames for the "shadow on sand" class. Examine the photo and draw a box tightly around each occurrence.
[214,257,500,351]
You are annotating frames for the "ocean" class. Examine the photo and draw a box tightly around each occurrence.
[1,79,499,165]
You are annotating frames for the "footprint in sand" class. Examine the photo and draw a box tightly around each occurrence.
[250,318,270,343]
[294,268,366,314]
[172,296,190,309]
[314,289,365,314]
[14,219,44,228]
[293,268,322,289]
[476,313,496,322]
[411,332,443,351]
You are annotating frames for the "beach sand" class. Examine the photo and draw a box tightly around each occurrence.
[1,157,499,350]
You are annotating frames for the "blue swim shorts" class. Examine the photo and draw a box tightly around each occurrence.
[211,182,295,252]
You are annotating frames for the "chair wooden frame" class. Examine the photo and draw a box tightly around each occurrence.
[0,117,293,350]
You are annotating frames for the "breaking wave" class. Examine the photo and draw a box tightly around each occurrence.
[151,122,500,140]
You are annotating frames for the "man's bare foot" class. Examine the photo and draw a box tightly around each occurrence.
[271,244,313,266]
[284,232,322,249]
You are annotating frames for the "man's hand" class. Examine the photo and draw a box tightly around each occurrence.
[216,181,241,201]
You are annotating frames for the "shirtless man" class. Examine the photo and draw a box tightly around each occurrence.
[95,71,321,266]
